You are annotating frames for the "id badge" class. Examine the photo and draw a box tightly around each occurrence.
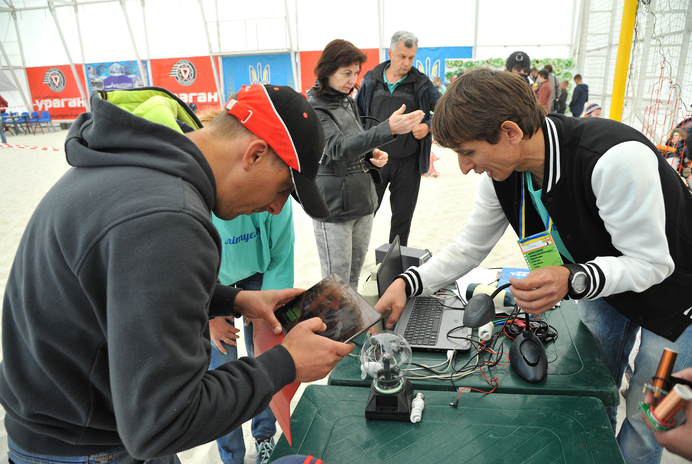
[518,230,564,271]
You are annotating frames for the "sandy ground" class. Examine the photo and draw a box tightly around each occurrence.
[0,129,686,463]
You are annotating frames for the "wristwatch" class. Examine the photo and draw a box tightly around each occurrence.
[563,263,589,299]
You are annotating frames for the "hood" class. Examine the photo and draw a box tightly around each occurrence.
[578,83,589,91]
[64,87,216,210]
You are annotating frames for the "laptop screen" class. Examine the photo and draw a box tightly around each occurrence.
[376,235,404,298]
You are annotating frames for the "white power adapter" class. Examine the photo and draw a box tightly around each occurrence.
[478,321,494,341]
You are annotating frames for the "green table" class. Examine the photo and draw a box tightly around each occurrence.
[329,300,620,407]
[269,385,624,463]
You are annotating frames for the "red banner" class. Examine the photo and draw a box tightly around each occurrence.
[150,56,221,113]
[299,48,380,95]
[26,65,88,120]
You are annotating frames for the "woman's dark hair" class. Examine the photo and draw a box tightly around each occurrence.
[313,39,367,95]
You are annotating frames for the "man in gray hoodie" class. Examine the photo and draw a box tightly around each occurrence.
[1,84,353,464]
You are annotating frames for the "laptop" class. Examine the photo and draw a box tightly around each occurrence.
[377,236,471,351]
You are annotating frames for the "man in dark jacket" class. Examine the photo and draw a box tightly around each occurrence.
[555,80,569,114]
[376,69,692,464]
[569,74,589,117]
[543,65,561,112]
[356,30,441,246]
[0,84,353,463]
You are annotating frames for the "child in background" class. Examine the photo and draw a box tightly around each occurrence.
[584,103,601,117]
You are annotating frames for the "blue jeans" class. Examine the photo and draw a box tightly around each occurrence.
[210,273,276,464]
[7,438,180,464]
[578,298,692,464]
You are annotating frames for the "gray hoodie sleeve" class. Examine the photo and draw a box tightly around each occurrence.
[96,211,295,458]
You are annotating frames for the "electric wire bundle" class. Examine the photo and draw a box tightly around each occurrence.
[355,282,559,406]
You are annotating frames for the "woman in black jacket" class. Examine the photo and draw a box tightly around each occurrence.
[307,39,423,290]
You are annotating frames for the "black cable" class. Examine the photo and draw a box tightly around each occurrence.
[491,283,512,298]
[499,304,558,344]
[359,115,382,125]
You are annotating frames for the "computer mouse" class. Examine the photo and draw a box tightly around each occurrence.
[509,331,547,383]
[463,293,495,328]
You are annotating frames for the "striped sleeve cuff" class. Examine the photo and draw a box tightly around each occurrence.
[400,268,423,298]
[565,262,606,300]
[582,262,606,299]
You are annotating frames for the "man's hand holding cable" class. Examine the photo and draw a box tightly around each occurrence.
[509,266,570,314]
[375,278,408,329]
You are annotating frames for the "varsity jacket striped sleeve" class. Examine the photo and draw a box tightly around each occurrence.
[578,140,673,299]
[401,139,674,300]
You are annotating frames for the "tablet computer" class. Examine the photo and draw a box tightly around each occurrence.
[275,273,382,343]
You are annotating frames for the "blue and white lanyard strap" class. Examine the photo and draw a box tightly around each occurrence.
[520,172,553,240]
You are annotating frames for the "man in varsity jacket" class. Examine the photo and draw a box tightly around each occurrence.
[376,68,692,464]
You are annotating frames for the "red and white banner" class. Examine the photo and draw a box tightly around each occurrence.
[150,56,220,113]
[26,65,88,120]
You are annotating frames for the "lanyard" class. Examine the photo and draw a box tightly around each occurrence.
[520,172,552,239]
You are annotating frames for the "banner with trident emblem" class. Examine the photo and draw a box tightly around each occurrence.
[221,53,295,97]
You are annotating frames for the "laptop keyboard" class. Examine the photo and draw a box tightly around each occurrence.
[403,297,443,346]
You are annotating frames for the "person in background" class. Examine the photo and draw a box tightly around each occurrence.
[543,65,561,112]
[424,150,440,178]
[569,74,589,117]
[535,69,552,114]
[432,76,446,95]
[555,81,569,114]
[528,67,539,88]
[429,76,445,178]
[584,102,601,118]
[513,65,530,86]
[660,127,685,172]
[376,68,692,464]
[209,205,293,464]
[643,368,692,461]
[197,105,291,464]
[0,84,354,464]
[356,30,440,246]
[520,67,532,85]
[450,70,464,84]
[668,128,683,148]
[0,94,8,144]
[308,39,422,290]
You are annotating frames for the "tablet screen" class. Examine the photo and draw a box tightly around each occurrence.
[275,273,381,343]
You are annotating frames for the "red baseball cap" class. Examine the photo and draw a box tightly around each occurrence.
[226,84,329,219]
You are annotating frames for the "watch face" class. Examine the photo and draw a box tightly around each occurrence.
[573,272,587,293]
